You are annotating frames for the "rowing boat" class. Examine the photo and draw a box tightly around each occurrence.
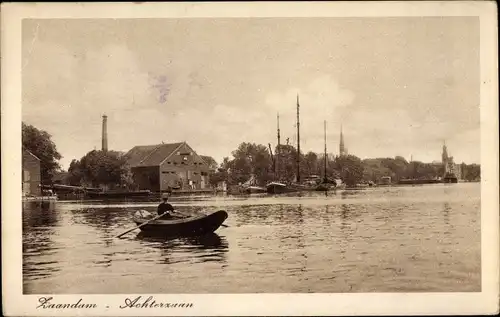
[132,209,228,237]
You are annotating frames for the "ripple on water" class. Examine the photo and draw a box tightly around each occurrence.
[22,184,481,293]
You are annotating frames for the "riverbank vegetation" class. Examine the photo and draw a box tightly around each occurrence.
[22,123,481,189]
[22,122,62,183]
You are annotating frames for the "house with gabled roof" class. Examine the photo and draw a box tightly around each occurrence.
[22,149,41,196]
[125,142,211,192]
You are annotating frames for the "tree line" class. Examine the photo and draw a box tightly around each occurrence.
[66,150,134,189]
[22,122,131,188]
[209,142,481,186]
[22,123,481,188]
[211,142,376,187]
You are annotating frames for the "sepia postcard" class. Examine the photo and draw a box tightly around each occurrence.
[1,1,499,316]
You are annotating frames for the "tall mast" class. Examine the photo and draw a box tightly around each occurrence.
[324,120,327,183]
[276,112,280,180]
[296,94,301,183]
[339,124,345,156]
[277,113,281,147]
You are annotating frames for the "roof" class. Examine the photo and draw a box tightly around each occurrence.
[125,142,184,167]
[23,148,40,161]
[125,145,159,166]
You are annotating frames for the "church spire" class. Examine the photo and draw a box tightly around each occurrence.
[339,124,346,156]
[442,140,448,164]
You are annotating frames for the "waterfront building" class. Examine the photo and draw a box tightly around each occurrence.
[22,149,41,196]
[125,142,211,192]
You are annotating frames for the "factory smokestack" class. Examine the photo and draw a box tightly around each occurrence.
[102,114,108,152]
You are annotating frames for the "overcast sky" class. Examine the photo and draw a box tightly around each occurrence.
[22,17,480,169]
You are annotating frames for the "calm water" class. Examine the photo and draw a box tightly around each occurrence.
[23,183,481,293]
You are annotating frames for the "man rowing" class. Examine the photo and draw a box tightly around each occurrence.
[157,192,175,219]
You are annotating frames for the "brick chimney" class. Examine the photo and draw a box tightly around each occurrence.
[102,114,108,152]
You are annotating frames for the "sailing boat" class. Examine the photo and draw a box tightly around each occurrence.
[241,175,267,194]
[267,111,290,194]
[266,96,304,194]
[315,120,333,191]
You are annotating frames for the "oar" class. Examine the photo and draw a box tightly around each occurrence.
[174,210,230,228]
[115,213,165,238]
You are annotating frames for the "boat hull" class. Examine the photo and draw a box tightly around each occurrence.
[244,186,267,194]
[133,210,228,237]
[266,183,296,194]
[266,182,317,194]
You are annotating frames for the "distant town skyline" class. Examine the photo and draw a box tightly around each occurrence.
[22,17,480,169]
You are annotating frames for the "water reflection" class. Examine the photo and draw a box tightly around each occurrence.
[67,205,124,268]
[443,202,451,225]
[137,232,225,247]
[69,205,126,230]
[23,201,62,288]
[339,204,356,259]
[341,190,361,198]
[136,233,229,264]
[23,201,59,228]
[295,206,307,274]
[442,202,452,238]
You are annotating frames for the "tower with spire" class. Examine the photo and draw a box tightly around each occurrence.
[442,140,448,165]
[441,140,459,182]
[339,125,347,156]
[442,140,450,175]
